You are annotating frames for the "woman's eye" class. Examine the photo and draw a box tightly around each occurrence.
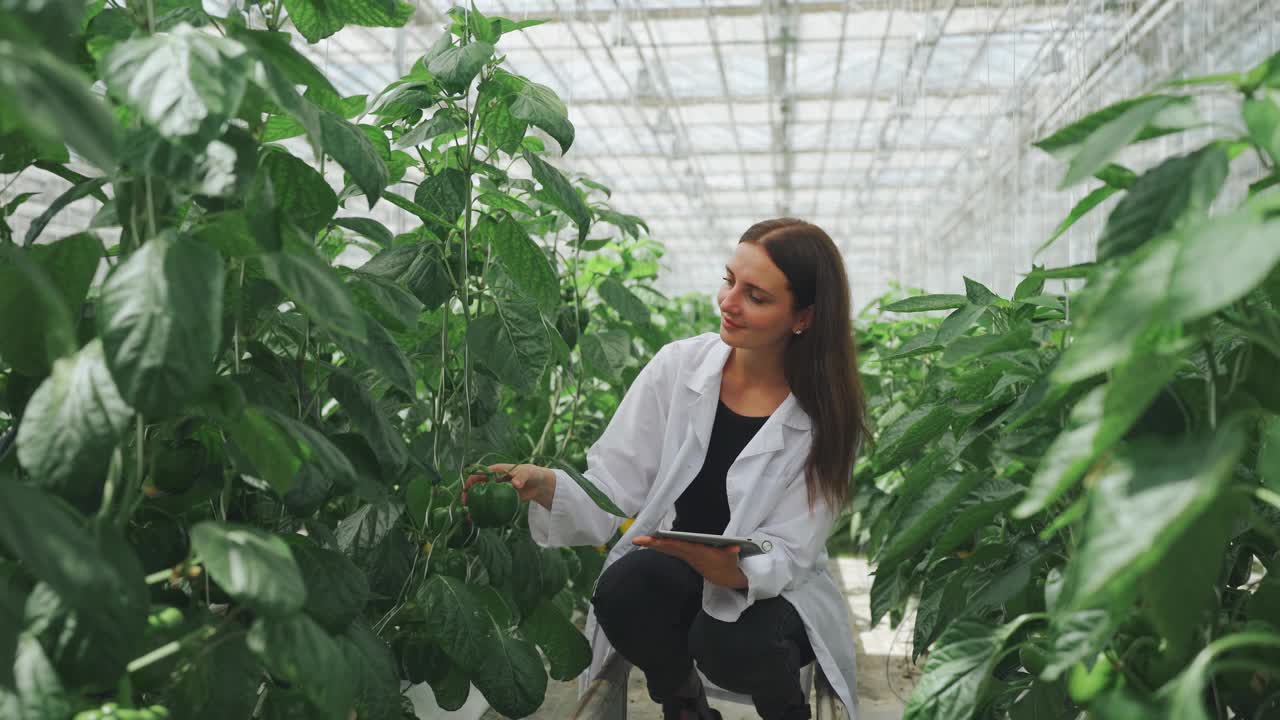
[722,276,733,285]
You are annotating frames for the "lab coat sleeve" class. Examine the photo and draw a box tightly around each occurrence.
[737,462,839,606]
[528,343,676,548]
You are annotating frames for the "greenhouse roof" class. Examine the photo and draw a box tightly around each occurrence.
[292,0,1125,304]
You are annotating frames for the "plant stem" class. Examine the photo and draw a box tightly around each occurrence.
[126,625,216,674]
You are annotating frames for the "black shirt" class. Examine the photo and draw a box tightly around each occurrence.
[672,399,771,535]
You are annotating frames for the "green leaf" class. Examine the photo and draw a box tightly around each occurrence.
[940,324,1033,367]
[0,45,118,171]
[474,529,512,589]
[428,40,494,95]
[224,406,305,495]
[414,168,468,230]
[163,634,260,720]
[338,621,403,720]
[290,542,370,634]
[21,176,107,248]
[233,28,338,97]
[98,232,224,417]
[262,150,338,236]
[580,330,631,383]
[876,473,984,571]
[934,303,988,345]
[1245,96,1280,168]
[1040,609,1116,681]
[15,341,133,506]
[926,480,1023,564]
[0,245,77,375]
[283,0,414,43]
[331,310,416,394]
[336,500,405,563]
[1097,143,1230,261]
[1057,422,1245,611]
[105,24,249,138]
[904,616,1036,720]
[248,615,355,720]
[963,277,999,306]
[26,233,103,315]
[1038,184,1119,254]
[466,301,550,392]
[393,107,467,150]
[1058,96,1193,188]
[348,272,423,332]
[472,629,547,717]
[1262,417,1280,494]
[333,217,393,247]
[0,481,147,668]
[1016,355,1178,517]
[418,575,498,672]
[319,110,388,207]
[2,634,72,719]
[480,98,526,154]
[1056,201,1280,382]
[872,404,954,473]
[598,277,649,325]
[501,73,574,154]
[882,294,968,313]
[190,521,307,616]
[548,460,628,518]
[523,149,590,240]
[329,372,409,475]
[262,248,367,342]
[879,330,942,361]
[481,215,558,312]
[1034,95,1191,160]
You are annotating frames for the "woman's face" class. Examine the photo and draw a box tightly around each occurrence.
[716,241,811,349]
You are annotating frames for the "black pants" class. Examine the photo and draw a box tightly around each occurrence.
[591,549,816,720]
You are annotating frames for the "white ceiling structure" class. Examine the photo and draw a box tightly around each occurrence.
[300,0,1127,306]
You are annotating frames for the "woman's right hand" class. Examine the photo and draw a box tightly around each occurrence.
[463,463,556,511]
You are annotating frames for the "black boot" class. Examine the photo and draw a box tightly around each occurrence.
[660,670,723,720]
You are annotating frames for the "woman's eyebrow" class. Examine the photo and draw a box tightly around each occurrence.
[724,267,773,296]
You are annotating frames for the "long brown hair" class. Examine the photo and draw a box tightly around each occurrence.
[740,218,868,511]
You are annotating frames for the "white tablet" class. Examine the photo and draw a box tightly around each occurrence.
[652,530,773,557]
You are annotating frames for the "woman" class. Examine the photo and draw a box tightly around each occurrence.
[465,218,867,719]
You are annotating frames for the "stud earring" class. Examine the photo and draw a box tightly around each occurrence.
[793,329,803,335]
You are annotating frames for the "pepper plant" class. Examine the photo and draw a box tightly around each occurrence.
[847,54,1280,718]
[0,1,692,717]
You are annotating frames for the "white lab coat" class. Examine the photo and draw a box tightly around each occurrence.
[528,332,859,715]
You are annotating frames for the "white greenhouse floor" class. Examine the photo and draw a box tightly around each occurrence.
[408,556,919,720]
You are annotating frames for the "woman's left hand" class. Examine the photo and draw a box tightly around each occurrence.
[631,536,749,589]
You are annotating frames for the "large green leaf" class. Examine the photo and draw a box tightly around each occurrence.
[98,232,223,417]
[481,215,558,312]
[413,168,468,230]
[1096,143,1229,261]
[418,575,499,672]
[163,634,260,720]
[934,303,988,345]
[926,479,1023,564]
[1059,96,1193,188]
[598,277,649,325]
[289,542,370,634]
[875,473,984,571]
[495,71,574,154]
[261,248,367,342]
[0,45,118,171]
[0,480,147,669]
[580,330,631,383]
[329,372,409,475]
[283,0,414,43]
[904,616,1036,720]
[548,461,628,518]
[882,294,968,313]
[224,406,304,495]
[466,300,550,392]
[26,233,102,317]
[0,245,77,376]
[1039,609,1116,681]
[248,615,355,720]
[523,149,590,240]
[872,404,954,473]
[232,28,337,97]
[336,500,405,563]
[1056,200,1280,382]
[190,521,307,616]
[319,110,388,207]
[1245,95,1280,167]
[1057,423,1245,611]
[394,107,468,150]
[333,217,393,248]
[331,310,416,394]
[348,271,423,332]
[473,630,547,717]
[1015,354,1178,518]
[1034,95,1192,161]
[104,23,249,138]
[427,41,494,95]
[16,340,133,506]
[262,150,338,235]
[1,634,71,719]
